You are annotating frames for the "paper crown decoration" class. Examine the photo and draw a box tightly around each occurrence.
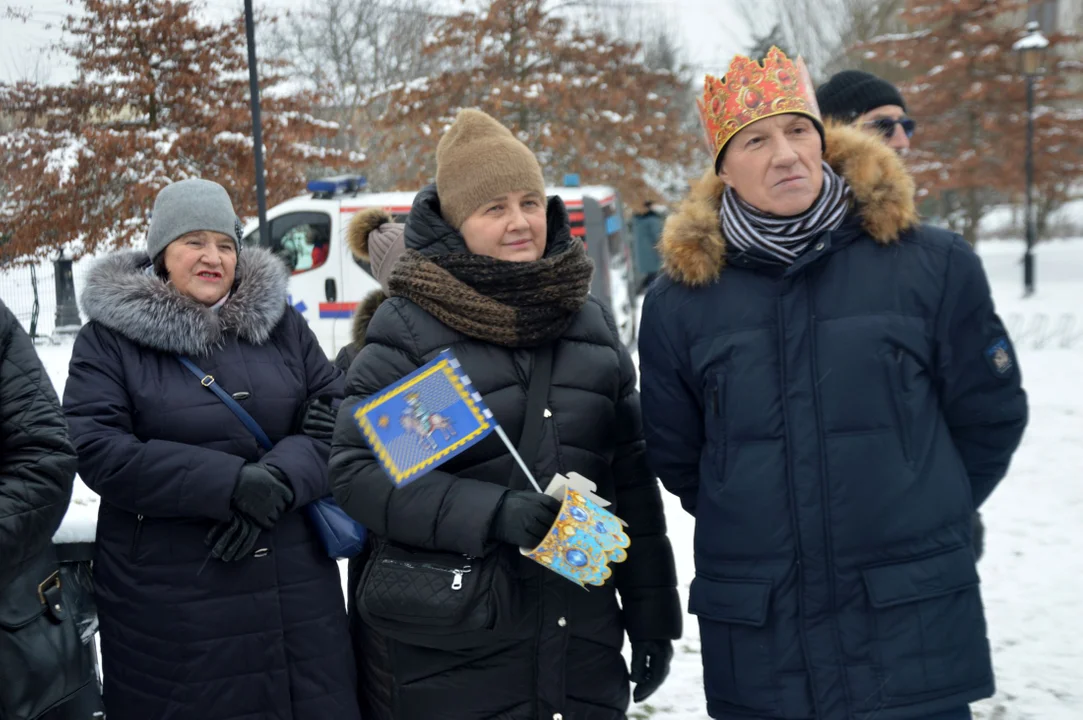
[697,46,822,169]
[521,473,630,588]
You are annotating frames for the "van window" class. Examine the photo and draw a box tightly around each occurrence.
[244,212,332,274]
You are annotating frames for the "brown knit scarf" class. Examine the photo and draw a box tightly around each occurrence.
[387,241,595,347]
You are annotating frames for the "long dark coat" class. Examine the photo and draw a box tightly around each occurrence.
[0,300,77,588]
[640,124,1028,720]
[329,189,683,720]
[62,248,360,720]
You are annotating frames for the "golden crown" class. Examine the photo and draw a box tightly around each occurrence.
[698,47,822,169]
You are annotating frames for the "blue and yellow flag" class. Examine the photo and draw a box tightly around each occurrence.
[352,350,495,487]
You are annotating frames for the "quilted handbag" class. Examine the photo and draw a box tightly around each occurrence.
[356,344,553,649]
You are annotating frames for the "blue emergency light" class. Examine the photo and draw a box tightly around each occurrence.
[563,173,580,187]
[307,174,367,198]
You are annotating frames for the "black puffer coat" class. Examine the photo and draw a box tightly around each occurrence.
[0,300,76,588]
[334,287,394,720]
[330,189,682,720]
[62,248,359,720]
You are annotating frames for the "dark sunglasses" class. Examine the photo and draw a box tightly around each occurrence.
[864,117,917,140]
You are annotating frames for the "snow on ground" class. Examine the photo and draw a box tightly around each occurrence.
[980,197,1083,240]
[16,236,1083,720]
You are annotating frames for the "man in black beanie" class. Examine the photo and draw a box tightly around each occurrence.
[817,69,990,562]
[816,69,915,154]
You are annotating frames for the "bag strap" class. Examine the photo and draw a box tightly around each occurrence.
[510,344,554,491]
[177,356,273,451]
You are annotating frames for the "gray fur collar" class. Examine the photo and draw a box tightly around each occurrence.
[80,247,289,355]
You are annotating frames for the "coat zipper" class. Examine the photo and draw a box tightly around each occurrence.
[778,292,821,719]
[379,558,473,590]
[808,271,856,712]
[131,514,144,557]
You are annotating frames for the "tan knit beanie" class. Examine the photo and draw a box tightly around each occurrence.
[435,109,547,229]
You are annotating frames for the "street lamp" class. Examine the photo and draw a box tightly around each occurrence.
[1012,21,1049,297]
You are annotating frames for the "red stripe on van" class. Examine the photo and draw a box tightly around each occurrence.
[339,206,414,214]
[570,227,586,237]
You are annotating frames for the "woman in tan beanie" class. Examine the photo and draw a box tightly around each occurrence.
[330,109,682,720]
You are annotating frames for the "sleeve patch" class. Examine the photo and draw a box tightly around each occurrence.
[984,337,1015,376]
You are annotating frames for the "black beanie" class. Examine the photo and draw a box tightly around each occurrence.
[815,70,906,123]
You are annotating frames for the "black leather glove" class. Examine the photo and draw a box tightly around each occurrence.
[630,640,673,703]
[489,490,561,548]
[205,514,262,562]
[231,464,294,530]
[299,395,337,441]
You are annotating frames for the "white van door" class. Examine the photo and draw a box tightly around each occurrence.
[318,206,380,355]
[258,209,339,352]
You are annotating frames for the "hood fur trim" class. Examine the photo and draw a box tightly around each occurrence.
[660,123,918,286]
[347,208,393,262]
[80,247,289,355]
[350,289,388,347]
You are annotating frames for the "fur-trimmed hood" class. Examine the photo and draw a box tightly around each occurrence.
[343,207,398,355]
[350,289,387,348]
[80,247,289,355]
[660,123,919,286]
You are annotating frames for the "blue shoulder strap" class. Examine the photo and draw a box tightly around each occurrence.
[177,356,273,451]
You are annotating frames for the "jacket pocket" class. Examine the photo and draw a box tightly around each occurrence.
[882,350,913,466]
[858,546,990,705]
[130,514,144,561]
[689,575,777,714]
[704,371,727,484]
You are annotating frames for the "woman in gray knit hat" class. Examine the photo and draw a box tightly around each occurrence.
[62,179,360,720]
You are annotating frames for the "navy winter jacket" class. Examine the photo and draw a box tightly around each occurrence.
[62,248,359,720]
[639,125,1028,720]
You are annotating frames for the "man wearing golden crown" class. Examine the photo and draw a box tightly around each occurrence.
[639,47,1028,720]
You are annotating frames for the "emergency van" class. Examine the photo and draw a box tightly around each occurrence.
[241,175,637,357]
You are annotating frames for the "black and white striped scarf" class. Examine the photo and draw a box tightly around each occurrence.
[720,162,852,265]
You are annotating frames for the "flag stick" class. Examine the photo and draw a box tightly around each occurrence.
[493,425,544,493]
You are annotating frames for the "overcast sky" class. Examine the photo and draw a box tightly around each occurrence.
[0,0,752,85]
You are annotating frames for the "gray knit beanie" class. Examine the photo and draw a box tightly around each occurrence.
[146,179,241,260]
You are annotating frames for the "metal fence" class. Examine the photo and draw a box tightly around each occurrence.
[0,260,90,339]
